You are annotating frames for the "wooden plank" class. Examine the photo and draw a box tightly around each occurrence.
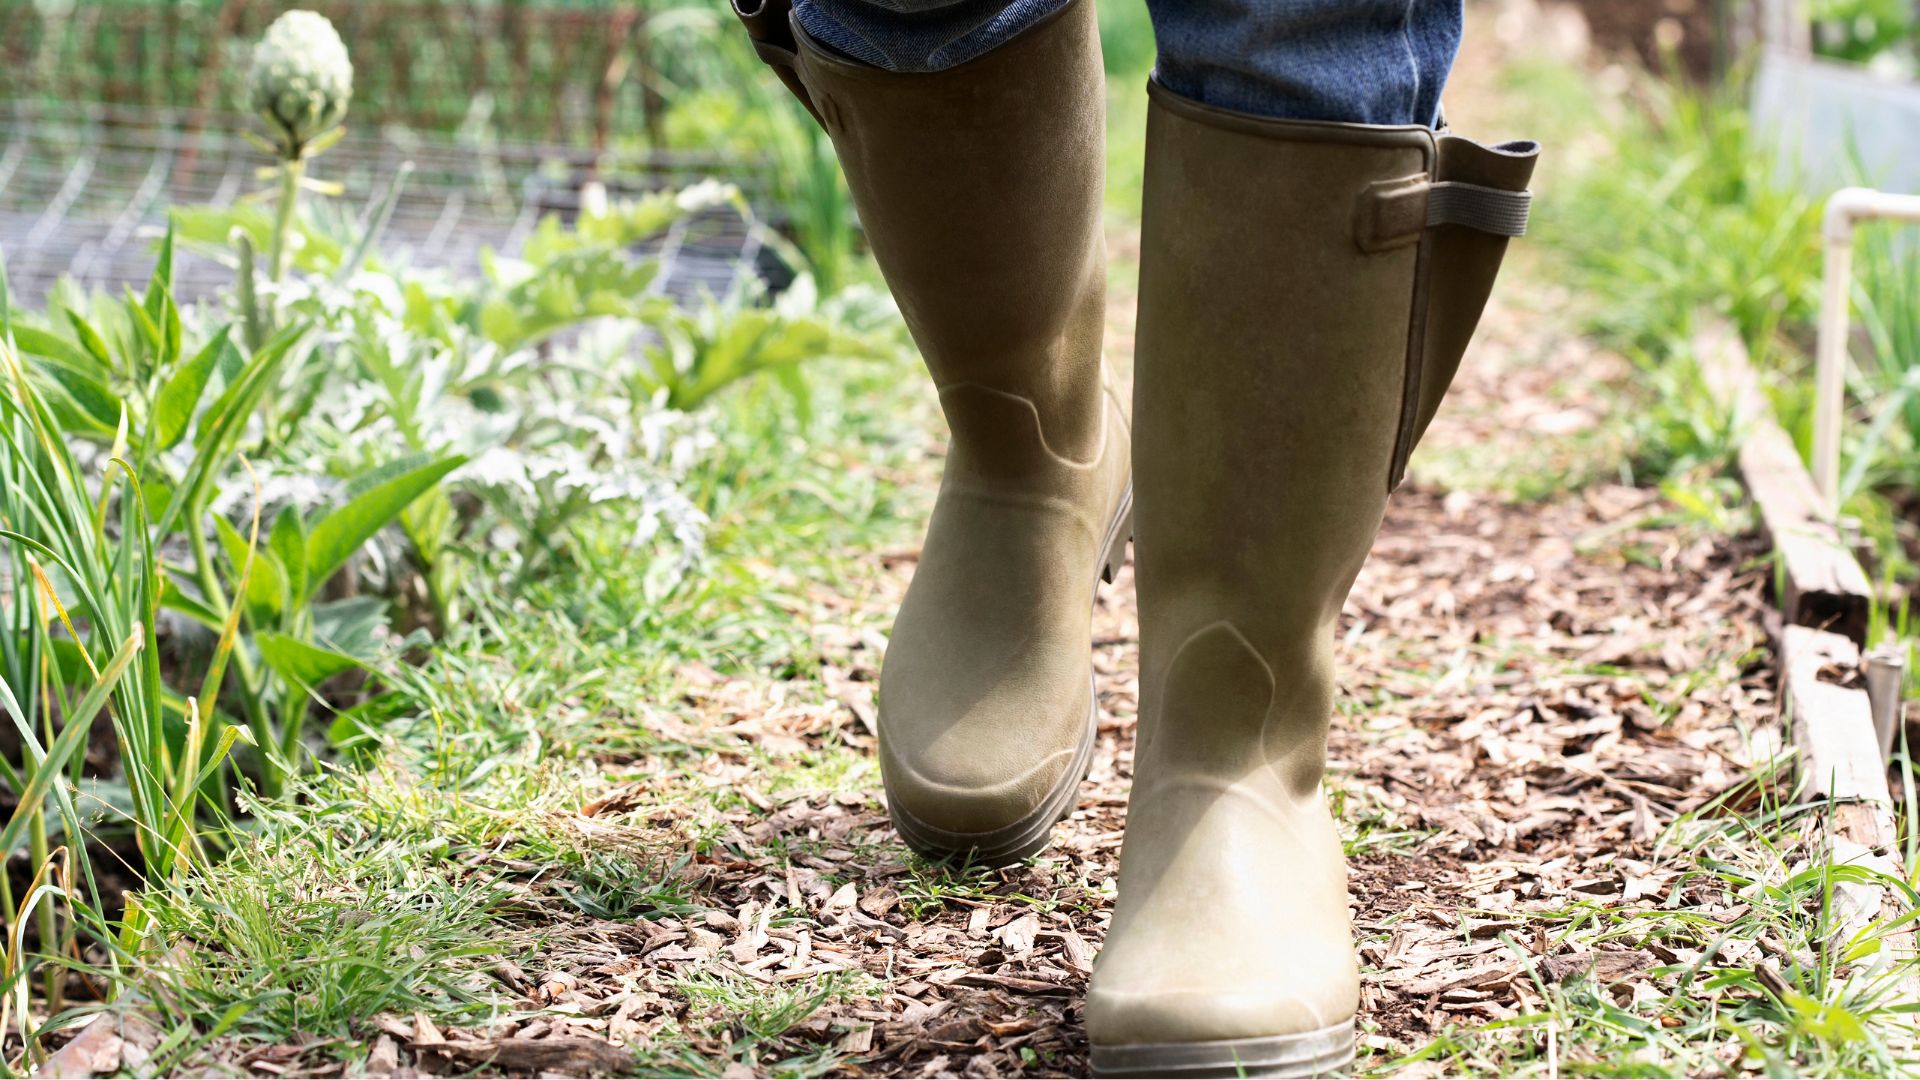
[1695,319,1873,644]
[1781,626,1890,808]
[1703,310,1914,993]
[1777,625,1913,984]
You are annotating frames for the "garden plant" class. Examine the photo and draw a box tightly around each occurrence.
[0,1,1918,1078]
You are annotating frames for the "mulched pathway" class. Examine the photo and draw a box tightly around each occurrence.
[30,15,1797,1075]
[289,25,1787,1070]
[420,271,1780,1078]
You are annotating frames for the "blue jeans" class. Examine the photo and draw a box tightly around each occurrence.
[791,0,1461,127]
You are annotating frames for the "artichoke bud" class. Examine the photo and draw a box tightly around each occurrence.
[248,10,354,158]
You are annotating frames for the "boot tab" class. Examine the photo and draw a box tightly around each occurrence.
[1353,175,1432,253]
[1385,134,1542,491]
[1355,172,1535,255]
[1425,135,1541,237]
[1436,134,1542,190]
[1425,181,1533,237]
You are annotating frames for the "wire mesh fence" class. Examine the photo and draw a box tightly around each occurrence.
[0,100,786,311]
[1,0,693,147]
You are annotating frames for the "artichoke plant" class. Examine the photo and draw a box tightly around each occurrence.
[246,10,354,286]
[249,10,353,159]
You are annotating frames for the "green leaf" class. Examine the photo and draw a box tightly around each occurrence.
[63,309,115,372]
[123,288,164,361]
[311,596,391,662]
[26,357,120,433]
[12,324,98,372]
[143,225,182,368]
[153,327,232,449]
[214,514,286,617]
[161,285,182,370]
[144,222,175,318]
[158,577,225,631]
[192,322,305,455]
[257,631,364,689]
[0,628,143,862]
[341,451,439,501]
[268,505,308,604]
[304,455,465,599]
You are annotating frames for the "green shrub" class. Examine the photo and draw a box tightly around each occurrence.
[1545,78,1822,370]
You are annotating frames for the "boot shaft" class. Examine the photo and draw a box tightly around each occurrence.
[1087,84,1536,1068]
[757,0,1113,465]
[1132,84,1535,776]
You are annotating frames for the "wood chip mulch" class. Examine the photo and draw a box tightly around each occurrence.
[351,284,1778,1077]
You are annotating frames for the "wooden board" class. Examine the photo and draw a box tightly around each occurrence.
[1782,626,1891,809]
[1706,311,1913,988]
[1695,320,1873,644]
[1779,606,1913,986]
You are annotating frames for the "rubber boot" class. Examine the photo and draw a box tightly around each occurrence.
[732,0,1132,865]
[1086,82,1537,1077]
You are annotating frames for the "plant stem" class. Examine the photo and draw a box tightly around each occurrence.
[28,810,58,1013]
[267,156,305,284]
[187,514,280,796]
[235,230,266,352]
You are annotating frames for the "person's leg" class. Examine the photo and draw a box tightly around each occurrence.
[732,0,1132,866]
[791,0,1462,122]
[1148,0,1462,125]
[1086,6,1537,1077]
[790,0,1069,72]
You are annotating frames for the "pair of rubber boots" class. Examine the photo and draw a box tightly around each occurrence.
[735,1,1536,1074]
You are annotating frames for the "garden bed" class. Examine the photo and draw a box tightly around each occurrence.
[5,2,1920,1076]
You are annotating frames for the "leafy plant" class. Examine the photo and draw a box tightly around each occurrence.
[11,229,460,803]
[1548,78,1823,371]
[632,274,902,414]
[249,9,355,285]
[657,16,860,292]
[0,254,248,1037]
[1808,0,1915,68]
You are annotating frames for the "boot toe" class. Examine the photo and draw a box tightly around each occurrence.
[1086,781,1359,1049]
[1085,983,1351,1049]
[878,709,1092,862]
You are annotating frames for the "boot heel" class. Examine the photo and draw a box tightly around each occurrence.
[1099,487,1135,586]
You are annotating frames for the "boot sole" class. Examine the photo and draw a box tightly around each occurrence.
[887,485,1133,867]
[1091,1019,1356,1078]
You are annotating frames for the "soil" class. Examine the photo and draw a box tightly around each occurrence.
[346,12,1787,1074]
[389,240,1782,1078]
[47,7,1797,1075]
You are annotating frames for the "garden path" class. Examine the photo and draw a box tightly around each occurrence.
[491,247,1781,1079]
[818,258,1776,1075]
[499,29,1787,1069]
[361,22,1786,1074]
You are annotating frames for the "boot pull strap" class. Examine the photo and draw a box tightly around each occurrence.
[1425,181,1532,237]
[1355,175,1532,250]
[730,0,826,128]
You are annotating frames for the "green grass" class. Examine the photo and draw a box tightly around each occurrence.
[1366,780,1920,1076]
[104,348,932,1072]
[20,20,1920,1078]
[1507,50,1920,568]
[136,796,516,1045]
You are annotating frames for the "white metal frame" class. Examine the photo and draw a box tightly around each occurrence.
[1811,187,1920,518]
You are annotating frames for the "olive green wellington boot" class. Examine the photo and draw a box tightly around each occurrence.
[1086,83,1537,1078]
[732,0,1132,865]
